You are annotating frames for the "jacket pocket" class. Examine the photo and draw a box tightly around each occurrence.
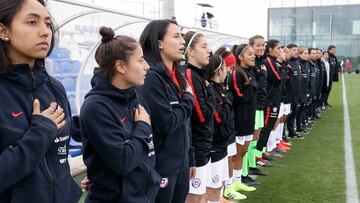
[145,168,161,203]
[11,187,51,203]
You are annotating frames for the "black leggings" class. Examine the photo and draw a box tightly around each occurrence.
[296,103,304,130]
[287,102,299,135]
[256,104,280,151]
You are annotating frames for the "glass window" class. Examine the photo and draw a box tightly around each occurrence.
[353,20,360,34]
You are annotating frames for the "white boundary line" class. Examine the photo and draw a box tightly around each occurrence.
[342,74,359,203]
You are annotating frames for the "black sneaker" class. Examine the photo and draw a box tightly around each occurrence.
[289,132,304,139]
[241,175,260,186]
[249,167,269,176]
[270,150,284,157]
[282,135,291,143]
[293,134,304,139]
[297,129,309,135]
[263,154,276,161]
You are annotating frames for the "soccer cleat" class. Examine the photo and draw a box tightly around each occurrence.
[282,135,292,144]
[249,167,269,176]
[241,175,260,186]
[232,181,256,192]
[263,153,276,161]
[269,150,283,158]
[276,145,289,153]
[280,140,292,147]
[278,143,291,151]
[256,157,273,167]
[223,187,247,201]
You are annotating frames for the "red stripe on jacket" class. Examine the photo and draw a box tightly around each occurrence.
[186,69,206,123]
[232,70,244,97]
[213,111,222,124]
[266,57,281,80]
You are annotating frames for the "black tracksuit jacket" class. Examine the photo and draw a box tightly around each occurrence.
[210,81,233,162]
[287,57,302,104]
[80,73,161,203]
[308,61,317,98]
[229,67,257,136]
[0,61,81,203]
[264,56,282,106]
[185,64,215,167]
[299,58,310,104]
[138,62,194,176]
[329,53,339,82]
[254,56,267,110]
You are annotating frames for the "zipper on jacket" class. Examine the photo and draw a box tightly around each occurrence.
[143,161,151,203]
[44,157,55,203]
[31,71,56,203]
[31,71,36,101]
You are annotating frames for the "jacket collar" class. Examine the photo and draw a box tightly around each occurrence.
[186,63,206,77]
[4,60,46,91]
[86,71,137,102]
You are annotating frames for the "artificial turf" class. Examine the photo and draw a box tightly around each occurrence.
[244,77,346,203]
[74,75,359,203]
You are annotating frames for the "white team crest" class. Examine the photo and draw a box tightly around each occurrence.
[212,175,219,183]
[191,178,201,188]
[160,178,169,188]
[273,107,278,112]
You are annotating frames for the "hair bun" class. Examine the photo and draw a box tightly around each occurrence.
[99,26,115,43]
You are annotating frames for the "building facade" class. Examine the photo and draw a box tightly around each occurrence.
[268,3,360,71]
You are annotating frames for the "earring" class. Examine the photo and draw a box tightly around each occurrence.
[2,37,9,41]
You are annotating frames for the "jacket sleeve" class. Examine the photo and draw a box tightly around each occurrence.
[139,73,194,137]
[187,119,195,167]
[189,73,214,125]
[0,115,57,193]
[213,88,232,125]
[231,71,247,103]
[80,101,151,176]
[265,60,282,86]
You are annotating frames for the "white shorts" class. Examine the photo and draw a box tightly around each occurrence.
[189,160,211,195]
[235,134,253,145]
[227,142,237,157]
[208,157,229,189]
[277,103,285,118]
[283,103,291,115]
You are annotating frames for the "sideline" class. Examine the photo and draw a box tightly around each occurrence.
[342,74,359,203]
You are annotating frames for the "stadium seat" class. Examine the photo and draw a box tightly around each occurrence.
[60,77,76,92]
[53,60,62,74]
[61,61,72,74]
[59,48,71,59]
[72,60,82,74]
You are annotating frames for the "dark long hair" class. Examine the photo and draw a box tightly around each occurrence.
[94,26,138,81]
[205,55,224,80]
[215,46,231,59]
[265,39,280,56]
[183,31,204,60]
[233,43,250,84]
[0,0,56,74]
[139,19,187,90]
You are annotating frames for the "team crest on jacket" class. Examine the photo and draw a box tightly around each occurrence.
[261,64,267,71]
[191,178,201,188]
[273,107,278,112]
[212,175,219,184]
[160,178,169,188]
